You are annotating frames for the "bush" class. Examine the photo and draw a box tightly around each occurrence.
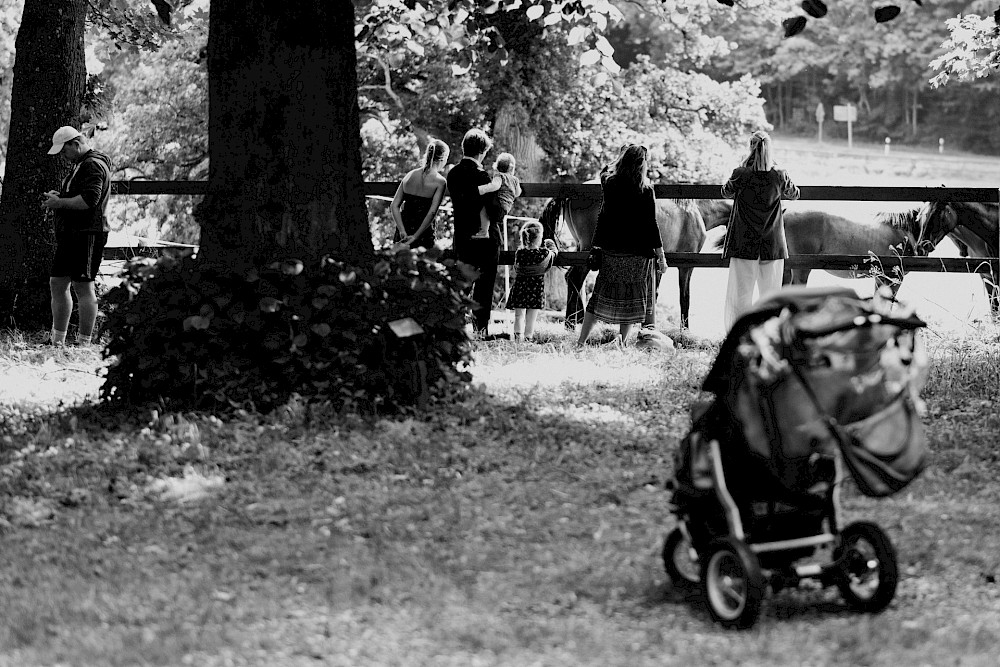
[100,248,478,414]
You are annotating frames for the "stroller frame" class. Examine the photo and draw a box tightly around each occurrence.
[665,435,900,630]
[662,286,923,628]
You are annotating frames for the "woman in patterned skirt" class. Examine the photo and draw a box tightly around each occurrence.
[576,144,667,347]
[507,221,557,341]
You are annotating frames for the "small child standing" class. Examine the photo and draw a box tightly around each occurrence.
[472,152,522,239]
[507,221,557,341]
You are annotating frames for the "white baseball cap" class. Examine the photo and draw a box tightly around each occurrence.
[47,126,82,155]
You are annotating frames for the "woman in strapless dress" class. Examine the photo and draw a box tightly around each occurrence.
[390,139,450,249]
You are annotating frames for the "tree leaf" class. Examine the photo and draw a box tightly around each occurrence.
[874,6,901,23]
[580,49,601,66]
[281,259,304,275]
[405,40,425,57]
[259,297,282,313]
[783,16,808,38]
[525,5,544,21]
[801,0,827,19]
[567,26,588,46]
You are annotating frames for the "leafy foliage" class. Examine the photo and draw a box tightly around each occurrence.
[100,248,478,414]
[96,30,207,242]
[0,0,24,166]
[701,0,1000,150]
[930,12,1000,86]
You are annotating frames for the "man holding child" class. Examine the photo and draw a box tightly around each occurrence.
[447,128,503,338]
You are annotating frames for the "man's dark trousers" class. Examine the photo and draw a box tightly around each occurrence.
[459,231,500,334]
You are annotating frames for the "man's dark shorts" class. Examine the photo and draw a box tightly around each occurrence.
[51,231,108,282]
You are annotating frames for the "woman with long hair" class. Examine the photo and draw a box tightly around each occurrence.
[390,138,450,249]
[576,144,667,347]
[720,130,800,331]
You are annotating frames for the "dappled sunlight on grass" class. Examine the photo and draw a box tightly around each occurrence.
[472,352,661,392]
[536,402,634,425]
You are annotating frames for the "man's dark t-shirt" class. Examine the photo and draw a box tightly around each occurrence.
[55,149,113,234]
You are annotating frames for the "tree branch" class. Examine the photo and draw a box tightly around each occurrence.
[357,53,404,111]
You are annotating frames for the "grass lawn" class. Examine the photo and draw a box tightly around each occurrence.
[0,315,997,666]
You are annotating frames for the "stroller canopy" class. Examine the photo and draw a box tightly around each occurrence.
[701,286,929,497]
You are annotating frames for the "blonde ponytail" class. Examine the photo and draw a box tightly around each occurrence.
[741,130,773,171]
[422,139,450,175]
[519,221,543,249]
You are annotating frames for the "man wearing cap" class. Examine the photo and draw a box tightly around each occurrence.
[41,126,113,347]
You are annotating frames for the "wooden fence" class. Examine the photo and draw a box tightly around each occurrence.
[104,181,1000,277]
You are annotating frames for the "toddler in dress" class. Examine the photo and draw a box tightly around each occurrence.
[506,221,557,341]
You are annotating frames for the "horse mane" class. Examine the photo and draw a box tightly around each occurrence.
[670,198,700,215]
[538,197,561,240]
[874,209,920,232]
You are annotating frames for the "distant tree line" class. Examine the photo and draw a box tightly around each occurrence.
[695,0,1000,153]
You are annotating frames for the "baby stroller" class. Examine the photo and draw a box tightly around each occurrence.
[664,286,929,629]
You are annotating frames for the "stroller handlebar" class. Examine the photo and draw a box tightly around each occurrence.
[795,313,926,340]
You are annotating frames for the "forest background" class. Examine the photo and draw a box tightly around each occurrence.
[0,0,997,250]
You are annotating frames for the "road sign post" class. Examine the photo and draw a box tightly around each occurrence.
[833,103,857,149]
[815,103,825,143]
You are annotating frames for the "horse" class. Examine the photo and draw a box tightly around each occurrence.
[918,201,1000,319]
[714,206,953,295]
[538,184,708,329]
[697,198,732,232]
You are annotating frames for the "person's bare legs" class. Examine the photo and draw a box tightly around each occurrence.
[576,310,599,346]
[49,276,73,345]
[619,322,634,343]
[74,280,99,345]
[524,308,540,339]
[513,308,525,340]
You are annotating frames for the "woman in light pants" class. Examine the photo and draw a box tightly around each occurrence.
[720,131,800,332]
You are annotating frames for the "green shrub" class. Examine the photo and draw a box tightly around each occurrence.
[100,248,477,414]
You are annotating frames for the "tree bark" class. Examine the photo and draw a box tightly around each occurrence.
[0,0,87,330]
[196,0,371,274]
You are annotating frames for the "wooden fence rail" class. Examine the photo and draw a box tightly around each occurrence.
[104,182,1000,275]
[109,180,1000,203]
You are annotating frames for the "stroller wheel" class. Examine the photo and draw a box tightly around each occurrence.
[663,527,700,586]
[701,537,766,629]
[834,521,898,613]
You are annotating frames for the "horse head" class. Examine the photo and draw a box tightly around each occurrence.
[929,201,999,256]
[914,201,960,256]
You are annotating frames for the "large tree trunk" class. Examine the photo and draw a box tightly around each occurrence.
[196,0,370,274]
[0,0,87,330]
